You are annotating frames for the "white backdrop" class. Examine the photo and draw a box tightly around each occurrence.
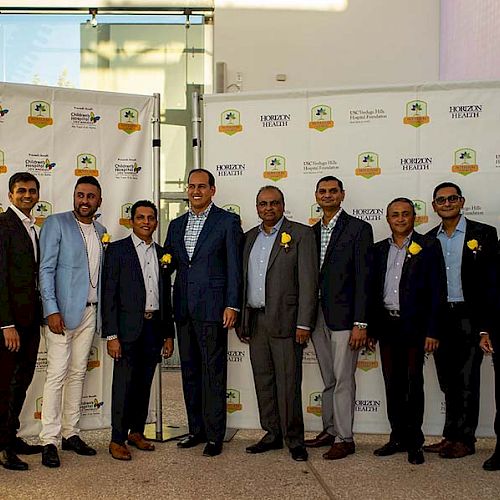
[0,82,156,436]
[203,81,500,436]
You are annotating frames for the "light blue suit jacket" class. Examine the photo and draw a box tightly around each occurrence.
[39,211,106,331]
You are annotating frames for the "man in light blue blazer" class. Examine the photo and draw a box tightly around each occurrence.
[39,176,107,468]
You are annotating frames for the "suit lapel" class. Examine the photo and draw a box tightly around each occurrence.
[6,208,36,264]
[190,206,221,261]
[267,218,290,271]
[401,232,422,278]
[126,236,146,292]
[321,210,347,271]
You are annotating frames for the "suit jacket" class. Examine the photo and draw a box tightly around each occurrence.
[314,210,373,331]
[0,208,41,329]
[240,218,318,338]
[101,235,174,342]
[427,217,498,334]
[39,211,107,331]
[369,231,447,343]
[164,204,243,324]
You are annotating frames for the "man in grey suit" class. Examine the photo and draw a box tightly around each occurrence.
[237,186,318,462]
[305,176,373,460]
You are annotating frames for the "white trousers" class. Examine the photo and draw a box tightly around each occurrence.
[40,306,96,446]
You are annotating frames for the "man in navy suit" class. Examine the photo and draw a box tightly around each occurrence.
[425,182,497,459]
[102,200,175,461]
[0,172,43,470]
[164,168,243,457]
[369,198,447,465]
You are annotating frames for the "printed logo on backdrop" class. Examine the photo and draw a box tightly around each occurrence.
[216,163,245,177]
[260,113,291,128]
[0,104,9,123]
[309,105,334,132]
[357,348,379,372]
[118,108,141,134]
[303,159,339,175]
[355,400,381,412]
[309,203,323,225]
[34,396,43,419]
[226,389,243,414]
[35,346,48,373]
[0,150,7,174]
[27,101,53,128]
[303,342,318,364]
[264,155,287,182]
[400,157,432,171]
[87,346,101,371]
[351,207,383,222]
[413,200,429,226]
[452,148,478,176]
[227,350,245,363]
[464,203,484,217]
[81,395,104,416]
[496,154,500,168]
[449,105,483,119]
[114,157,142,180]
[223,204,241,216]
[306,392,322,417]
[34,201,52,227]
[25,153,56,177]
[355,152,381,179]
[403,100,430,128]
[75,153,99,177]
[218,109,243,136]
[70,106,101,130]
[119,203,133,229]
[350,107,387,124]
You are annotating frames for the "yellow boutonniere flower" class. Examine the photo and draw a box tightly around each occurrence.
[467,239,479,251]
[408,241,422,256]
[101,233,111,244]
[281,232,292,252]
[160,253,172,267]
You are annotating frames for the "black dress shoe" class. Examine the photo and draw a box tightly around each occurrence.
[203,441,222,457]
[246,439,283,454]
[374,441,407,456]
[408,448,425,465]
[42,444,60,468]
[177,434,206,449]
[304,430,335,448]
[62,436,97,456]
[0,449,28,470]
[13,437,43,455]
[290,446,308,462]
[483,452,500,471]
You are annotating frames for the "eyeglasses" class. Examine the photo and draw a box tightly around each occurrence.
[257,200,282,208]
[434,195,462,205]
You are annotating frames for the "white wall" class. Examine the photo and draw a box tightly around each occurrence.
[213,0,440,92]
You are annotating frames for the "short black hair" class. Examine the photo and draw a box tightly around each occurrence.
[9,172,40,193]
[131,200,158,220]
[256,185,285,206]
[315,176,344,192]
[433,182,462,200]
[386,197,415,216]
[75,175,101,194]
[187,168,215,187]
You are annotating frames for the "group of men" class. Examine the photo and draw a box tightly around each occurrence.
[0,169,499,473]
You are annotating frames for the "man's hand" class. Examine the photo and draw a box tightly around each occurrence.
[222,308,238,329]
[366,337,378,351]
[480,334,494,354]
[2,327,20,352]
[349,325,366,350]
[424,337,439,353]
[296,327,310,345]
[162,338,174,358]
[107,338,121,360]
[47,313,65,335]
[235,326,250,344]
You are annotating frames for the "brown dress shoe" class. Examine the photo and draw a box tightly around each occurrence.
[423,438,451,453]
[304,430,335,448]
[323,441,355,460]
[127,433,155,451]
[439,441,474,459]
[109,442,131,461]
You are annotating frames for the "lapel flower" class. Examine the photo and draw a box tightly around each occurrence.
[467,239,481,256]
[407,241,422,257]
[160,253,172,268]
[101,233,111,247]
[281,232,292,252]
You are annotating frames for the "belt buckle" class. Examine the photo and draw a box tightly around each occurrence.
[144,312,154,320]
[388,310,400,318]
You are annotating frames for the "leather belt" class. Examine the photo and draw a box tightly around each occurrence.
[249,307,265,313]
[144,311,159,320]
[386,309,400,318]
[448,301,466,309]
[86,302,98,307]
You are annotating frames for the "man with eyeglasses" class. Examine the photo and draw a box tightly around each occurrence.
[424,182,498,460]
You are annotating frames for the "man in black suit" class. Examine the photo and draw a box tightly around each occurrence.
[305,176,373,460]
[369,198,447,465]
[164,169,243,457]
[102,200,175,461]
[425,182,497,459]
[0,172,43,470]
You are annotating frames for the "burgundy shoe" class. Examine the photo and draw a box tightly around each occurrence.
[423,438,451,454]
[439,441,475,459]
[323,441,355,460]
[304,430,335,448]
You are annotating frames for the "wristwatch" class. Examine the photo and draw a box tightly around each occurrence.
[353,322,368,329]
[106,335,118,341]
